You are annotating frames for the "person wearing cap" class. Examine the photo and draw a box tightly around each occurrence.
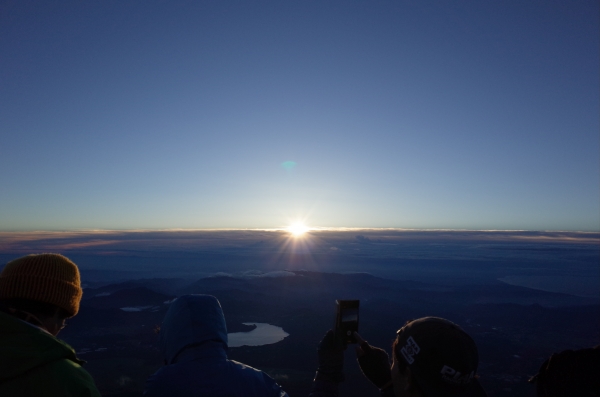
[310,317,487,397]
[0,253,101,397]
[143,294,289,397]
[528,345,600,397]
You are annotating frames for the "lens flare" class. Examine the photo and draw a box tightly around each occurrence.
[287,222,309,237]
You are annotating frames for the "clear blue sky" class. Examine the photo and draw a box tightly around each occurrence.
[1,1,598,231]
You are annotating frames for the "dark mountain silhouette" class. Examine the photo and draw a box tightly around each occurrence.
[83,287,174,310]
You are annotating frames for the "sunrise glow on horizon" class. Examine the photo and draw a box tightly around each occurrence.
[287,223,310,237]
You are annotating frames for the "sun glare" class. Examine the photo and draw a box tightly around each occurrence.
[287,222,309,237]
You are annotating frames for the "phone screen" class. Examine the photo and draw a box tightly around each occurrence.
[341,308,358,323]
[335,300,360,343]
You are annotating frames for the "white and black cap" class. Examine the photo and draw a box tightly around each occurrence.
[394,317,486,397]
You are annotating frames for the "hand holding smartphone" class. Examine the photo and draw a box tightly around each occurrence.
[335,300,360,344]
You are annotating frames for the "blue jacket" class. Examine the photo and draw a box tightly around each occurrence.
[144,295,288,397]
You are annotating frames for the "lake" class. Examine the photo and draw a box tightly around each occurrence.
[228,323,289,347]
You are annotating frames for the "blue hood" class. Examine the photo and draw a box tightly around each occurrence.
[159,295,228,364]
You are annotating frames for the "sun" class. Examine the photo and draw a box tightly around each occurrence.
[287,222,309,237]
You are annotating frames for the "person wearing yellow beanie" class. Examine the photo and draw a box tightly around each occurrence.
[0,253,101,397]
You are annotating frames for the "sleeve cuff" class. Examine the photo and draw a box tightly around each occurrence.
[310,378,339,397]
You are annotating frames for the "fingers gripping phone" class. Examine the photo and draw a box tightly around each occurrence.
[335,300,359,344]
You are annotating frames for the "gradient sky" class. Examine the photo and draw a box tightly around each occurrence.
[1,1,598,231]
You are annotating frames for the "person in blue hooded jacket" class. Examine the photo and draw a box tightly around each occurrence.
[143,294,289,397]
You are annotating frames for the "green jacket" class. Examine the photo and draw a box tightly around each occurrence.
[0,311,101,397]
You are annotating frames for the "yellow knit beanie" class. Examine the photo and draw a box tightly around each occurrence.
[0,253,83,317]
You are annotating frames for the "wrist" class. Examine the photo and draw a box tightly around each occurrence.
[379,380,393,391]
[380,385,395,397]
[315,370,345,383]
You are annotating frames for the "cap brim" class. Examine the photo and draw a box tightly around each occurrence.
[421,378,487,397]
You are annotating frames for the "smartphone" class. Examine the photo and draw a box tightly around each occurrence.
[335,300,360,344]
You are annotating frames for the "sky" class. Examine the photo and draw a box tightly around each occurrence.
[1,1,598,231]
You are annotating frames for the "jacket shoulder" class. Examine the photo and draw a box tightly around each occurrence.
[229,360,289,397]
[15,358,101,397]
[49,358,101,392]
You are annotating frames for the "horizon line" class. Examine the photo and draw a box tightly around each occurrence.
[0,227,598,234]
